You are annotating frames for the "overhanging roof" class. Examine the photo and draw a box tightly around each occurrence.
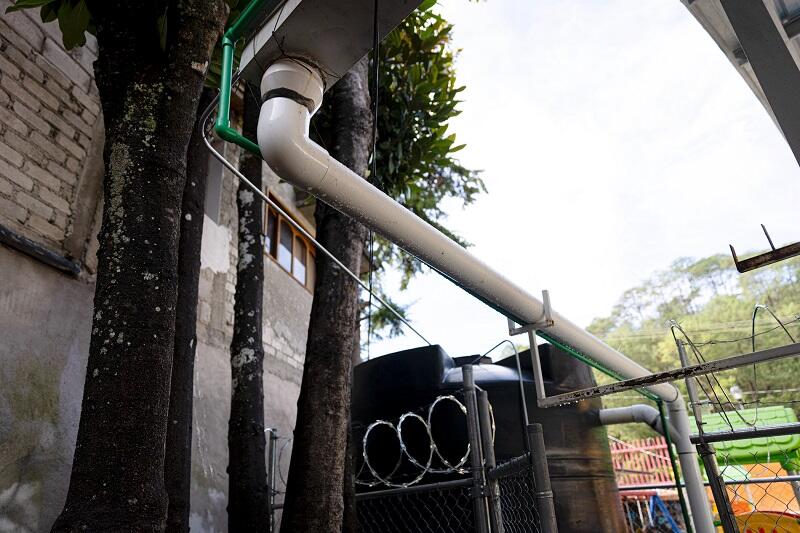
[682,0,800,166]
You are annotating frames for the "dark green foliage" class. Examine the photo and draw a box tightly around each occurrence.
[6,0,243,53]
[306,6,486,343]
[371,8,484,290]
[589,254,800,439]
[7,0,91,49]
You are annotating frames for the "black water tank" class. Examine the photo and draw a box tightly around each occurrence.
[352,344,626,533]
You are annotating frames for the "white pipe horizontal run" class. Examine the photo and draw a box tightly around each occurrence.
[257,60,678,403]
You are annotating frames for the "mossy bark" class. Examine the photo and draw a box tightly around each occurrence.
[281,56,372,533]
[164,87,214,533]
[51,2,227,531]
[227,82,269,532]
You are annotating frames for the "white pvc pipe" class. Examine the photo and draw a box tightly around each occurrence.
[256,60,715,533]
[599,404,668,435]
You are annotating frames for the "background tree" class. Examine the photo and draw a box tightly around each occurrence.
[7,0,229,529]
[165,2,253,529]
[282,5,484,530]
[165,86,213,533]
[227,82,269,532]
[280,56,372,533]
[588,254,800,440]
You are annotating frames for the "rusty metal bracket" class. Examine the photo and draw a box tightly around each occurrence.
[729,224,800,273]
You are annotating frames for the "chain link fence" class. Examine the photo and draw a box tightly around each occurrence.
[356,480,475,533]
[269,367,550,532]
[496,470,542,532]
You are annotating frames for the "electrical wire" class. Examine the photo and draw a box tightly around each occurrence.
[365,0,380,361]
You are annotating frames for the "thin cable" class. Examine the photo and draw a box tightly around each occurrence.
[671,322,744,429]
[671,322,756,429]
[479,339,530,449]
[199,91,432,347]
[365,0,380,360]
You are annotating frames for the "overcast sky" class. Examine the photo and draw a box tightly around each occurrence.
[368,0,800,360]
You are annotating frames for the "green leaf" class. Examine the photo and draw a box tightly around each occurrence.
[418,0,436,11]
[157,8,168,51]
[57,0,90,50]
[40,2,57,22]
[5,0,53,13]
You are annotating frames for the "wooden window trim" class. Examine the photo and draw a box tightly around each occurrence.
[262,192,316,293]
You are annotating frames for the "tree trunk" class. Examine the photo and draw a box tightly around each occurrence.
[52,3,226,531]
[164,87,214,533]
[281,57,372,533]
[227,82,269,532]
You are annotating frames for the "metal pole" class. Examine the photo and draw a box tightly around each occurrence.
[266,428,278,532]
[478,390,504,533]
[697,443,739,533]
[526,423,558,532]
[463,365,490,533]
[676,341,739,533]
[658,401,694,533]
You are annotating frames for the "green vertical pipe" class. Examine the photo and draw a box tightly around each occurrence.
[659,400,694,533]
[214,0,268,156]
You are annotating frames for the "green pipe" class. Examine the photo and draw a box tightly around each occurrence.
[659,400,694,533]
[214,0,269,156]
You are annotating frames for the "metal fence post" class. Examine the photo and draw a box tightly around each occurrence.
[463,365,491,533]
[697,441,739,533]
[676,341,739,533]
[527,423,558,532]
[478,389,505,533]
[266,427,278,532]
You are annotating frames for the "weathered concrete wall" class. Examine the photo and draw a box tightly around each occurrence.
[0,233,310,532]
[0,246,92,532]
[189,163,311,533]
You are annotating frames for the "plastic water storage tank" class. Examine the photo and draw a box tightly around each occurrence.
[352,344,626,533]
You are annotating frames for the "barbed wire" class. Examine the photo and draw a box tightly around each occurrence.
[669,303,798,432]
[355,394,493,489]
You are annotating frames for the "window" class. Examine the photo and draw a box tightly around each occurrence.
[265,209,277,256]
[263,197,316,292]
[293,237,306,284]
[277,221,293,271]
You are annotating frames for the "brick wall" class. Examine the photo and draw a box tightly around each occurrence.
[0,2,101,254]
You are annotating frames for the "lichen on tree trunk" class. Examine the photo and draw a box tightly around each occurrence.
[165,87,214,533]
[51,2,227,531]
[227,82,269,533]
[281,56,372,533]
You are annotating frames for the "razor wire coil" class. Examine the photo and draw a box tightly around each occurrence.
[355,394,494,488]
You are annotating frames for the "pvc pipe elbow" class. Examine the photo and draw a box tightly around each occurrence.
[258,98,330,190]
[258,59,329,191]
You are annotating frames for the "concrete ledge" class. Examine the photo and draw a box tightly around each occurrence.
[0,221,80,276]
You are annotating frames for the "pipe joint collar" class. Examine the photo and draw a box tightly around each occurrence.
[260,60,324,114]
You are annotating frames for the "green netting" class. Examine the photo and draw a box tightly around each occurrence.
[690,406,800,468]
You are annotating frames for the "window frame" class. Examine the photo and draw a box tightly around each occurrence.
[262,193,316,293]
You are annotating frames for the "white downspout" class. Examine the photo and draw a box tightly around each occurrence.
[256,59,715,533]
